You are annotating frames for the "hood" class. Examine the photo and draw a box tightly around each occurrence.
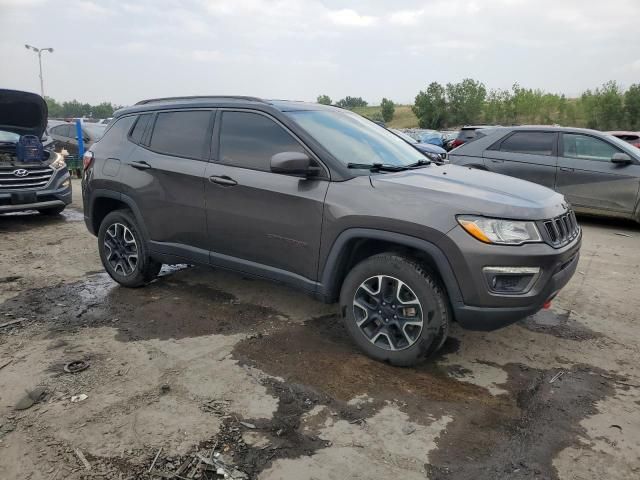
[371,164,568,220]
[413,142,446,154]
[0,89,47,138]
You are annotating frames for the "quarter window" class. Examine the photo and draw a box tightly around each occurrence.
[562,134,620,162]
[149,110,211,159]
[219,111,305,171]
[500,132,555,156]
[129,114,152,145]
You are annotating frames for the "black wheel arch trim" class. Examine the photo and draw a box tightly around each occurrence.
[88,189,151,242]
[319,228,464,306]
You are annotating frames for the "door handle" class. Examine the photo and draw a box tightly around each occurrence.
[559,167,574,173]
[209,175,237,186]
[130,161,151,170]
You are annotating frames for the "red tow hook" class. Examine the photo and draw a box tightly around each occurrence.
[543,300,552,309]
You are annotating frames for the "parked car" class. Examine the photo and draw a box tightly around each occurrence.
[409,129,444,147]
[607,131,640,149]
[49,122,106,158]
[82,96,580,366]
[97,118,113,125]
[441,130,459,151]
[448,126,640,222]
[0,89,72,215]
[450,125,500,150]
[388,128,447,163]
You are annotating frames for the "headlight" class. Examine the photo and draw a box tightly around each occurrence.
[50,153,66,170]
[425,152,441,162]
[457,216,542,245]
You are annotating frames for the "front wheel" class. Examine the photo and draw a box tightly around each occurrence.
[339,253,449,367]
[98,209,161,287]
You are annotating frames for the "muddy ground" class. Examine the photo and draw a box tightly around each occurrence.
[1,179,639,480]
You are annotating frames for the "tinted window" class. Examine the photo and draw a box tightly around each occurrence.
[129,114,152,145]
[50,125,65,136]
[562,134,620,162]
[457,128,478,141]
[149,110,211,159]
[500,131,555,155]
[219,111,305,171]
[63,125,75,138]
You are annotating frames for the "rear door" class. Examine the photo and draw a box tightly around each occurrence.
[556,133,640,214]
[482,130,558,188]
[121,109,213,256]
[204,109,329,284]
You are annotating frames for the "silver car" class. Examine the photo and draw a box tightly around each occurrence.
[448,126,640,222]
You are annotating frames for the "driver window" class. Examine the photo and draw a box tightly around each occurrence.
[562,134,619,162]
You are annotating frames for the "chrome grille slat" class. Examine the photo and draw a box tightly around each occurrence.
[0,165,54,190]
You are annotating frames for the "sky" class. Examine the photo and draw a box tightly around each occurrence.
[1,0,639,106]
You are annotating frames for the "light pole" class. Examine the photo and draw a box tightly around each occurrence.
[25,44,54,97]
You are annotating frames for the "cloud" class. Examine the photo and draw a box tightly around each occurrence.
[77,0,114,16]
[191,49,223,62]
[327,9,377,27]
[389,9,425,26]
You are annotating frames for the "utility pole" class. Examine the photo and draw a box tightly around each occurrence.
[25,44,54,97]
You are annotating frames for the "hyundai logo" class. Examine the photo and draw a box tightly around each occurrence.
[13,169,29,178]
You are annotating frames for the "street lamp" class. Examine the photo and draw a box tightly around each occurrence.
[25,44,54,97]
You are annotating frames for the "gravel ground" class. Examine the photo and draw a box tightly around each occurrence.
[0,179,639,479]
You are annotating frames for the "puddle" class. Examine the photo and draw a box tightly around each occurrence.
[520,309,601,341]
[0,268,289,342]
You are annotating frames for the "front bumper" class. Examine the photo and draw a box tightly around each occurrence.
[0,170,72,213]
[445,225,582,330]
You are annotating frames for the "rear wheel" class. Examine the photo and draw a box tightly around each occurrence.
[340,253,449,366]
[98,209,161,287]
[38,206,65,215]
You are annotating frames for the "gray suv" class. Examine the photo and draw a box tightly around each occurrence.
[82,97,581,366]
[448,126,640,222]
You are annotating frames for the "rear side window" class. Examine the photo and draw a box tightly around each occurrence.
[457,129,477,141]
[149,110,212,159]
[219,111,304,171]
[129,114,152,145]
[500,131,555,156]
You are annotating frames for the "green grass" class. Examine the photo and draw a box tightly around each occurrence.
[351,105,419,128]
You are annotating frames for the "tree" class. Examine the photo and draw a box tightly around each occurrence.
[91,102,115,119]
[45,96,62,117]
[412,82,447,129]
[445,78,486,126]
[624,84,640,130]
[380,98,395,122]
[316,94,332,105]
[336,96,368,109]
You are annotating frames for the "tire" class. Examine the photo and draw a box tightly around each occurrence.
[98,209,161,287]
[339,253,450,367]
[38,206,66,215]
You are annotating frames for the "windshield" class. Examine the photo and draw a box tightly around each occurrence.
[0,131,20,143]
[287,110,425,167]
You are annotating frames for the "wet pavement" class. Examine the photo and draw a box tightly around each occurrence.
[1,182,639,479]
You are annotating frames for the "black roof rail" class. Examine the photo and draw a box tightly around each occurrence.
[134,95,266,106]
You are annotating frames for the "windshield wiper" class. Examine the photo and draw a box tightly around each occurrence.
[405,159,431,168]
[347,162,410,172]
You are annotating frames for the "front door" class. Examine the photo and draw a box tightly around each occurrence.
[205,110,329,285]
[482,130,558,188]
[556,133,640,214]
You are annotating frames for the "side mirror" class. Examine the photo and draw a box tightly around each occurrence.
[611,152,632,165]
[270,151,312,176]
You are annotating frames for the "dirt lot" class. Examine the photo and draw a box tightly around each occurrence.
[1,179,639,480]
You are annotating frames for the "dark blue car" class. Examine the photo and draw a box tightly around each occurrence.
[389,129,447,163]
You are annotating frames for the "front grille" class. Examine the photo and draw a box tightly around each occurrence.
[543,210,580,247]
[0,165,54,190]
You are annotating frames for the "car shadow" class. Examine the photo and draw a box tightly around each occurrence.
[0,209,82,233]
[575,213,640,232]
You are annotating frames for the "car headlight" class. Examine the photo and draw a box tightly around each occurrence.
[50,153,66,170]
[457,215,542,245]
[425,152,441,162]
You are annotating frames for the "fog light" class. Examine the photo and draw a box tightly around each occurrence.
[483,266,540,294]
[61,178,71,188]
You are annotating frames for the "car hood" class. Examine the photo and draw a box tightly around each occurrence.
[413,143,446,154]
[371,164,568,220]
[0,89,47,138]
